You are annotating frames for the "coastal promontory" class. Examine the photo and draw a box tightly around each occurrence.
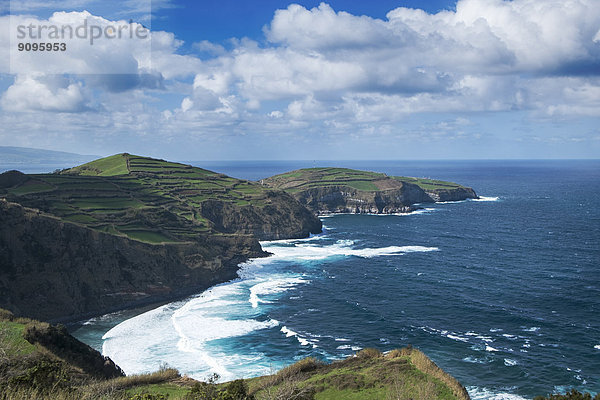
[0,154,321,321]
[262,167,477,214]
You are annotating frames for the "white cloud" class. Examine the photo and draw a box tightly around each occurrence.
[0,1,599,157]
[1,75,89,112]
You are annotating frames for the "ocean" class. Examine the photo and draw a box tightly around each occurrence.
[66,160,599,400]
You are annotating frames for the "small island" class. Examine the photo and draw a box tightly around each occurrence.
[263,167,478,214]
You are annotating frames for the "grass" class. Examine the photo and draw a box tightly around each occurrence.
[246,347,468,400]
[1,315,469,400]
[394,176,463,190]
[67,154,129,176]
[0,154,285,245]
[125,383,190,399]
[119,230,174,244]
[263,167,469,193]
[8,181,55,195]
[0,321,37,358]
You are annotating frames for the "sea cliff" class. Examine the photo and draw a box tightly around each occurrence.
[0,154,321,321]
[263,167,477,214]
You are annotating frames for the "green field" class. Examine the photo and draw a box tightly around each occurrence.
[263,167,469,193]
[0,154,281,244]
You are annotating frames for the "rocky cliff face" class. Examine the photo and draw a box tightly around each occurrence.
[293,182,431,214]
[0,200,266,321]
[199,191,322,240]
[425,187,478,202]
[284,183,477,215]
[262,167,478,215]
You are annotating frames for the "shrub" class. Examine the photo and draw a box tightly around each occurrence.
[0,308,14,322]
[356,348,383,359]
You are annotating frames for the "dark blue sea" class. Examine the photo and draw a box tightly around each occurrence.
[71,160,600,400]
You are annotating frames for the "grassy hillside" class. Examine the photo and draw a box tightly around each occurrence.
[0,308,126,399]
[122,348,471,400]
[0,154,290,244]
[263,167,469,193]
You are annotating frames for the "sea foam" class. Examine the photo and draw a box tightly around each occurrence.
[467,387,528,400]
[101,230,441,380]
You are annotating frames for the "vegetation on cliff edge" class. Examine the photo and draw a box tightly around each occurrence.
[0,154,321,244]
[261,167,469,194]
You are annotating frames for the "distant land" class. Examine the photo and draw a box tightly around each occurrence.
[263,167,477,214]
[0,153,477,322]
[1,153,596,400]
[0,146,98,172]
[0,153,321,321]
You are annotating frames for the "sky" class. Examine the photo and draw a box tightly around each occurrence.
[0,0,599,160]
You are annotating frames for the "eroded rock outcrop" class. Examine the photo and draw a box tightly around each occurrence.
[263,167,478,215]
[0,200,265,321]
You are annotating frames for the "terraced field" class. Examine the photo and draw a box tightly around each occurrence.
[263,167,469,192]
[0,154,281,244]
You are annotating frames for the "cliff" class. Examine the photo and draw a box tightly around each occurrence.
[0,308,123,396]
[0,200,263,321]
[262,167,477,214]
[0,154,321,321]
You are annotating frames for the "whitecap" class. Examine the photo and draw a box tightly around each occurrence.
[485,345,500,352]
[471,196,499,202]
[249,277,308,308]
[446,333,470,342]
[504,359,518,366]
[462,356,490,364]
[260,239,438,261]
[467,386,528,400]
[522,326,540,332]
[279,326,317,348]
[594,344,600,350]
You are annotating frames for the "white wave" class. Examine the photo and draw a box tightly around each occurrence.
[467,387,528,400]
[337,344,362,351]
[594,344,600,350]
[260,239,438,261]
[102,303,185,375]
[522,326,540,332]
[435,199,468,204]
[421,327,498,345]
[280,326,296,337]
[447,334,470,342]
[317,208,435,217]
[504,359,518,366]
[472,196,499,202]
[249,277,309,308]
[335,338,351,342]
[463,356,493,364]
[486,345,500,352]
[101,223,441,381]
[280,326,317,348]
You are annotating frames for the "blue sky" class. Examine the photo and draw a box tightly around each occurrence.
[0,0,599,160]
